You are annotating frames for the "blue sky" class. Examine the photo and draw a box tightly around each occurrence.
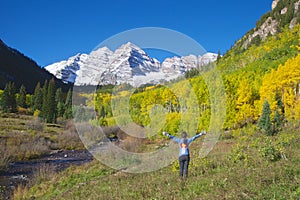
[0,0,273,66]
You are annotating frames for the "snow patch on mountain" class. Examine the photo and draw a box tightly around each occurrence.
[45,42,217,87]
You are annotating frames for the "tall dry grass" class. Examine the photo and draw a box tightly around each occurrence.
[0,141,12,171]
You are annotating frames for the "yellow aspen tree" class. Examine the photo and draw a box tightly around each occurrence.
[260,53,300,121]
[236,78,255,125]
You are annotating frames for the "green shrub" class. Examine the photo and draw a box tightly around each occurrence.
[230,143,249,164]
[259,139,281,161]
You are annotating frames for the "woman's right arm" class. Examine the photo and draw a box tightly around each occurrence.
[162,131,174,138]
[163,132,180,143]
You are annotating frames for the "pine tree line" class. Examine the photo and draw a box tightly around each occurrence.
[0,79,73,123]
[1,82,17,113]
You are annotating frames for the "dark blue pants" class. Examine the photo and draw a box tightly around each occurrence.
[179,155,190,178]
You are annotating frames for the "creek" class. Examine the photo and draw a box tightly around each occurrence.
[0,150,93,199]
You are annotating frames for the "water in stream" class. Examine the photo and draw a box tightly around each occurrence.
[0,150,93,199]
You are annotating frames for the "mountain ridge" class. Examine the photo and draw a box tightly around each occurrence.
[0,39,69,93]
[234,0,300,50]
[45,42,218,87]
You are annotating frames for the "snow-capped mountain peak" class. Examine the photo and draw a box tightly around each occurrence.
[45,43,218,86]
[117,42,140,51]
[45,53,88,83]
[90,46,113,57]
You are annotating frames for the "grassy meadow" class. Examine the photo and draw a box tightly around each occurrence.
[12,123,300,199]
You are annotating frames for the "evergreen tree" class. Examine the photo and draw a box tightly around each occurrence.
[41,80,48,118]
[258,100,273,135]
[44,79,57,123]
[280,5,294,28]
[55,88,63,103]
[33,82,43,111]
[9,83,17,113]
[216,50,221,63]
[1,82,17,113]
[185,68,199,79]
[64,89,73,119]
[55,88,64,117]
[17,85,27,108]
[252,35,261,46]
[1,84,9,112]
[57,101,65,118]
[275,91,284,115]
[273,91,284,132]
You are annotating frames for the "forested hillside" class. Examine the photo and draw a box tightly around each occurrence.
[0,39,69,93]
[89,24,300,135]
[219,24,300,129]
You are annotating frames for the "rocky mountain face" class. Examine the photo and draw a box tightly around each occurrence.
[45,42,217,87]
[272,0,280,10]
[236,0,300,49]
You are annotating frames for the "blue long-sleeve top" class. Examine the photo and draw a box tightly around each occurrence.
[164,132,203,157]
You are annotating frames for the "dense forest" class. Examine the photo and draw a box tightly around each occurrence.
[83,25,300,137]
[0,79,72,123]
